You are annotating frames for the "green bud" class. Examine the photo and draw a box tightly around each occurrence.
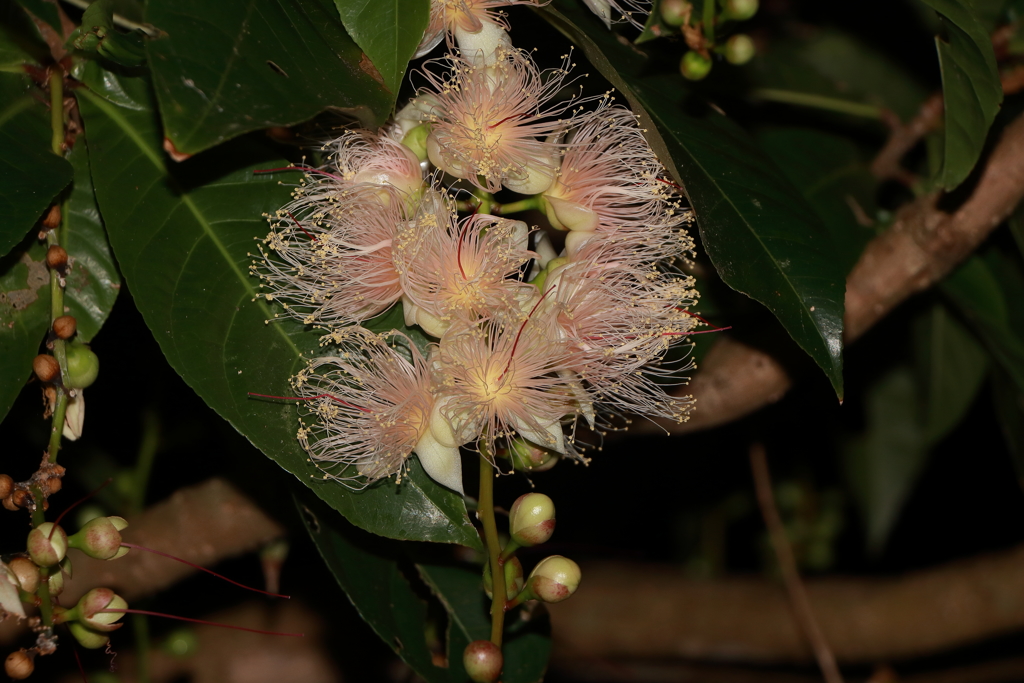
[722,0,758,20]
[510,493,556,547]
[27,523,67,567]
[68,516,129,560]
[680,51,712,81]
[65,343,99,389]
[509,438,558,472]
[48,568,64,596]
[724,34,755,65]
[483,557,524,600]
[659,0,691,26]
[59,587,128,632]
[463,640,503,683]
[526,555,581,603]
[67,621,110,649]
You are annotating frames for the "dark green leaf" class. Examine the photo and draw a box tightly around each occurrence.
[68,0,148,67]
[0,72,73,259]
[333,0,429,94]
[992,370,1024,486]
[757,128,875,274]
[299,495,449,683]
[919,0,1002,190]
[913,301,988,444]
[78,70,481,548]
[941,251,1024,394]
[0,0,52,68]
[11,0,63,43]
[144,0,394,156]
[417,562,552,683]
[540,1,846,397]
[842,366,929,554]
[0,235,49,423]
[62,133,120,342]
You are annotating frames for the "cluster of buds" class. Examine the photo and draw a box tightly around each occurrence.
[656,0,757,80]
[0,461,65,513]
[469,492,579,682]
[252,0,700,495]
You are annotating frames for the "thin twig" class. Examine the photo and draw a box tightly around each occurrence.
[749,443,844,683]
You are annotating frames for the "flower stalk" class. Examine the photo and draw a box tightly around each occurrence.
[478,453,506,646]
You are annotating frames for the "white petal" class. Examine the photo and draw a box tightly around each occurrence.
[512,416,566,455]
[583,0,613,28]
[414,430,464,494]
[454,22,511,67]
[63,391,85,441]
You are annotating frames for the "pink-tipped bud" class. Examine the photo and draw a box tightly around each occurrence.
[509,438,558,472]
[526,556,581,603]
[27,523,67,567]
[61,587,128,632]
[68,516,129,560]
[463,640,503,683]
[483,557,524,601]
[67,621,110,649]
[509,493,556,547]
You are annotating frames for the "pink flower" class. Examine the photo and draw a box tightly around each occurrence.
[416,0,548,58]
[328,130,424,202]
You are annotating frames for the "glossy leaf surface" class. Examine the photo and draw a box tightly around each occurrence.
[79,70,481,547]
[333,0,429,94]
[0,236,48,423]
[919,0,1002,190]
[144,0,394,155]
[0,72,73,259]
[540,1,846,396]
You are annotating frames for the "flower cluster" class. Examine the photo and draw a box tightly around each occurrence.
[251,0,698,494]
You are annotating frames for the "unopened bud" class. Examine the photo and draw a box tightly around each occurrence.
[509,439,557,472]
[42,205,61,230]
[4,649,33,680]
[509,493,556,547]
[722,0,758,20]
[67,621,110,649]
[53,315,77,340]
[8,557,39,594]
[401,123,431,162]
[659,0,691,26]
[27,523,67,567]
[68,516,129,560]
[463,640,503,683]
[45,244,68,270]
[60,587,127,632]
[526,555,580,603]
[483,557,524,600]
[725,34,755,64]
[10,489,30,509]
[0,474,13,499]
[64,343,99,389]
[2,495,19,512]
[47,568,64,596]
[32,355,60,383]
[680,51,712,80]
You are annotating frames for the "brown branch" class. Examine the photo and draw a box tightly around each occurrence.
[664,112,1024,434]
[870,94,944,184]
[750,444,843,683]
[547,542,1024,664]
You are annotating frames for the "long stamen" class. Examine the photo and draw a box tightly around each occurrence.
[284,210,316,242]
[120,543,290,599]
[247,392,371,413]
[98,609,304,638]
[253,165,346,182]
[501,284,557,380]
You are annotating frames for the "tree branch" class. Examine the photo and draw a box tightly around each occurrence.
[666,113,1024,434]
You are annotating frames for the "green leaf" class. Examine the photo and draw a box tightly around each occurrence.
[757,128,875,275]
[913,301,989,444]
[0,0,52,69]
[540,0,846,397]
[941,251,1024,394]
[68,0,148,68]
[0,235,49,423]
[77,70,481,548]
[417,562,552,683]
[299,495,450,683]
[919,0,1003,190]
[0,72,73,259]
[143,0,394,156]
[332,0,429,94]
[842,366,930,554]
[62,133,121,342]
[992,370,1024,486]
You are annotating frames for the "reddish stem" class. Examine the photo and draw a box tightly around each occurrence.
[120,542,290,599]
[98,609,304,637]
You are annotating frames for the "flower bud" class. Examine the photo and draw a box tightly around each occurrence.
[68,516,129,560]
[526,555,580,603]
[483,557,524,600]
[401,123,431,162]
[67,621,110,649]
[27,523,67,567]
[61,587,127,632]
[65,343,99,389]
[0,474,13,499]
[509,438,558,472]
[680,51,712,81]
[723,0,758,20]
[463,640,503,683]
[47,568,64,596]
[8,557,38,594]
[46,244,68,270]
[32,354,60,383]
[42,205,61,229]
[2,496,17,511]
[52,315,77,340]
[725,34,755,65]
[4,650,33,680]
[509,493,556,547]
[659,0,691,26]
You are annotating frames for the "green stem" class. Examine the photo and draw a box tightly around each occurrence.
[49,69,63,156]
[30,486,54,627]
[134,612,151,683]
[495,196,542,215]
[45,230,69,463]
[751,88,885,120]
[478,454,505,646]
[130,412,160,515]
[702,0,715,43]
[473,189,494,216]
